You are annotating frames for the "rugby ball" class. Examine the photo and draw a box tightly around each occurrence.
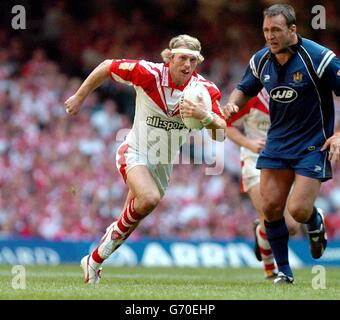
[181,82,212,130]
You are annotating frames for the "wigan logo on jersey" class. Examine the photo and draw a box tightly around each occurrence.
[293,71,303,82]
[270,86,298,103]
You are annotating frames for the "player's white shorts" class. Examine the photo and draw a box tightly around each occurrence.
[116,142,172,197]
[240,156,260,193]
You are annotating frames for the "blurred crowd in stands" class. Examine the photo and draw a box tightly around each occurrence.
[0,0,340,241]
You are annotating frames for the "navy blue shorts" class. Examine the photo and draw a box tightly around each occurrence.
[256,151,332,182]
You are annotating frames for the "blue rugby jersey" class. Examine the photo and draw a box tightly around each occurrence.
[237,35,340,158]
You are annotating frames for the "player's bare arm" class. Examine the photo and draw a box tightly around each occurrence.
[65,59,113,116]
[204,114,227,141]
[227,126,266,154]
[222,89,251,119]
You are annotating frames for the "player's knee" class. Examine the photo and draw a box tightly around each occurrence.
[137,191,160,215]
[262,198,285,221]
[287,203,311,223]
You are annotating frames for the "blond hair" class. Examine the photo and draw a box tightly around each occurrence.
[161,34,204,64]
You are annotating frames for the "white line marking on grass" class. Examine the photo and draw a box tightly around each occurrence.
[0,270,226,280]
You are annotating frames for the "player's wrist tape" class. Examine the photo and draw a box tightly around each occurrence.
[200,112,214,127]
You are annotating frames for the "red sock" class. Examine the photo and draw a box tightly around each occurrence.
[92,249,104,263]
[116,198,143,235]
[90,198,143,264]
[257,227,276,275]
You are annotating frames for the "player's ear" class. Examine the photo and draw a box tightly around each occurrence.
[169,53,175,62]
[289,24,297,34]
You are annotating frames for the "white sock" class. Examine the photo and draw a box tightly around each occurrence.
[89,254,102,269]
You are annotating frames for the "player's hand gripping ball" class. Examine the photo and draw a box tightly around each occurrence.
[180,82,212,130]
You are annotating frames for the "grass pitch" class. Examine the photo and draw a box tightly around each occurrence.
[0,265,340,300]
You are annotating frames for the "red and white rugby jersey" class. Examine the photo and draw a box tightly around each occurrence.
[109,59,223,164]
[227,88,270,161]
